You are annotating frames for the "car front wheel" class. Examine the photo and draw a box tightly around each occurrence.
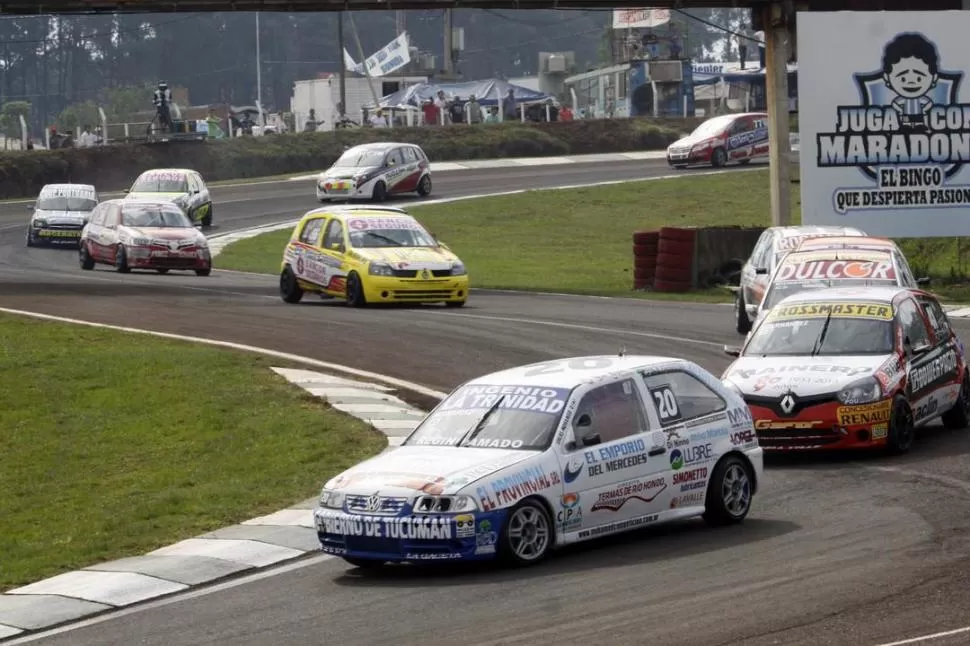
[499,499,553,566]
[886,395,915,454]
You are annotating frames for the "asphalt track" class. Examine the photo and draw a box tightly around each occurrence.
[3,159,970,646]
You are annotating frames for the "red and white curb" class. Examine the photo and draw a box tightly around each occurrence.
[0,365,439,641]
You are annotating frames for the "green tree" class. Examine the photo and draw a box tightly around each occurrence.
[55,100,99,133]
[0,101,31,140]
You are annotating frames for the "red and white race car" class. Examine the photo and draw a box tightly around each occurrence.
[666,112,768,168]
[723,286,969,454]
[79,198,212,275]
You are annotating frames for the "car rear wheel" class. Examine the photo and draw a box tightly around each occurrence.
[114,245,131,273]
[417,175,432,197]
[372,181,388,202]
[280,265,304,304]
[886,395,915,454]
[345,271,367,308]
[157,268,169,274]
[702,455,753,527]
[79,243,95,270]
[499,499,553,567]
[735,292,752,335]
[195,267,211,277]
[711,147,727,168]
[445,300,466,308]
[941,372,970,429]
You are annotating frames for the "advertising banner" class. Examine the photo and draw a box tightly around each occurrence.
[343,32,411,78]
[612,9,671,30]
[797,11,970,236]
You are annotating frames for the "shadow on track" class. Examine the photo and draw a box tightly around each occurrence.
[331,516,798,588]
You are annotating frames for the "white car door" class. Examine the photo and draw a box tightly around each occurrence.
[561,376,670,540]
[639,366,733,510]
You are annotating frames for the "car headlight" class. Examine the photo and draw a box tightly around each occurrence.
[450,261,467,276]
[412,495,478,514]
[837,376,883,405]
[369,262,394,276]
[319,488,345,509]
[32,219,47,228]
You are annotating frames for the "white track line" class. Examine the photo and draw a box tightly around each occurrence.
[870,626,970,646]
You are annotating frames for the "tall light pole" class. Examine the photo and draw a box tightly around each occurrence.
[256,12,263,130]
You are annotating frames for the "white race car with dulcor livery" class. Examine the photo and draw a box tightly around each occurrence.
[314,355,763,568]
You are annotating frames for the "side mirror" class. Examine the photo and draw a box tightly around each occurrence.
[576,413,592,428]
[330,242,344,252]
[192,189,200,194]
[912,343,933,357]
[580,432,602,447]
[917,276,931,286]
[123,189,129,194]
[755,267,768,275]
[723,345,742,357]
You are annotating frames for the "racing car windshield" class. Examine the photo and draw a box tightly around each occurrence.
[122,205,193,228]
[763,278,896,310]
[130,176,188,193]
[689,115,734,138]
[332,150,386,168]
[745,303,895,356]
[348,227,435,248]
[404,384,572,451]
[36,196,97,212]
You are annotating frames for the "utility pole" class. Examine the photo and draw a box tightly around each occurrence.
[337,11,346,117]
[395,10,405,36]
[443,9,454,77]
[255,12,263,129]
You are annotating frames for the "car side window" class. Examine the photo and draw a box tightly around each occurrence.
[640,370,727,426]
[917,296,952,343]
[572,378,647,446]
[897,298,932,349]
[402,147,417,163]
[747,231,770,267]
[185,174,196,193]
[755,235,774,270]
[104,205,120,228]
[895,252,917,286]
[299,218,325,246]
[386,149,403,167]
[322,218,345,251]
[194,173,206,192]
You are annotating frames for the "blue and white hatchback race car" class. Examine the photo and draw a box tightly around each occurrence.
[314,354,764,568]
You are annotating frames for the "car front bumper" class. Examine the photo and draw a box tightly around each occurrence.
[362,274,470,303]
[747,398,892,451]
[314,507,506,562]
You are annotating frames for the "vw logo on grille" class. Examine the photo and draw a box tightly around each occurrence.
[421,269,430,279]
[363,494,382,512]
[780,392,797,415]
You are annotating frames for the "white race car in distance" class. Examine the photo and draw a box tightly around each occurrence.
[313,354,763,568]
[316,142,432,203]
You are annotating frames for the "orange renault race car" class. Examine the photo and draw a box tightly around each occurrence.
[721,286,969,454]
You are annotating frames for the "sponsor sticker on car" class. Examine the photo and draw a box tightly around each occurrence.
[768,302,893,321]
[774,259,896,282]
[836,400,892,426]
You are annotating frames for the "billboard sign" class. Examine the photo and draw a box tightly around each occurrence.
[797,11,970,237]
[612,9,670,30]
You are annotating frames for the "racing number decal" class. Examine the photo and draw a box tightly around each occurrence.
[522,357,615,377]
[649,384,682,424]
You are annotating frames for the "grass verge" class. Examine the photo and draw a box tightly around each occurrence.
[0,313,387,592]
[214,169,970,303]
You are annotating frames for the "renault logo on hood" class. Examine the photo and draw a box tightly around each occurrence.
[780,392,797,415]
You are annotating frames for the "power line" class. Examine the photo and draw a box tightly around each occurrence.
[672,8,763,45]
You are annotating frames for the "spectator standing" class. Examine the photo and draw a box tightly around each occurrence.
[465,95,482,124]
[449,97,464,124]
[559,105,574,121]
[369,109,388,127]
[484,107,499,123]
[304,108,319,132]
[421,99,438,125]
[434,90,450,124]
[502,89,517,121]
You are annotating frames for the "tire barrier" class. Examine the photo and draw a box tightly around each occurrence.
[632,230,659,289]
[654,226,696,293]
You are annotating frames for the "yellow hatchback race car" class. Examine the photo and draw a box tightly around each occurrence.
[279,205,469,307]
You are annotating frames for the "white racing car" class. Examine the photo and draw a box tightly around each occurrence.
[315,142,432,203]
[313,354,763,568]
